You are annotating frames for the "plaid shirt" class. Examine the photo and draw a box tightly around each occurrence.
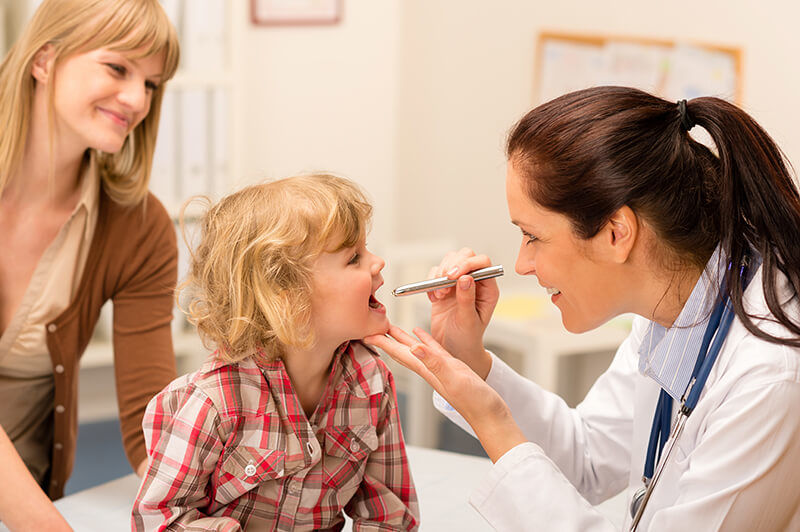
[131,341,418,531]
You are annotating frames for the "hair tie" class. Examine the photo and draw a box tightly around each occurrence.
[677,99,696,131]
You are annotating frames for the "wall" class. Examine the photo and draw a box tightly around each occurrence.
[395,0,800,289]
[229,0,401,247]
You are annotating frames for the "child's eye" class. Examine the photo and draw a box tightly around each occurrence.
[106,63,126,76]
[348,253,360,265]
[145,80,158,91]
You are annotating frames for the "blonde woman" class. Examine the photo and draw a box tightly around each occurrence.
[133,175,418,530]
[0,0,180,518]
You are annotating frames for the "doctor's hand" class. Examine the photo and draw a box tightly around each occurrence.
[427,249,499,379]
[365,325,526,462]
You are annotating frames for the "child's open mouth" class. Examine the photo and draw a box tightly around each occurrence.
[369,294,386,313]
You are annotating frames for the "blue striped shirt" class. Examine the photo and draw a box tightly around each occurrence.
[637,246,759,400]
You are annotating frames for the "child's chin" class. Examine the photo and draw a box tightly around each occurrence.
[365,320,390,337]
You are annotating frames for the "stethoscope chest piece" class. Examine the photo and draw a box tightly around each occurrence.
[629,484,647,520]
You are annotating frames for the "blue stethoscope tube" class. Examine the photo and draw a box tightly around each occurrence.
[630,260,747,530]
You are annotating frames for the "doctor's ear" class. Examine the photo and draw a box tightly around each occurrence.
[600,205,638,264]
[31,44,56,83]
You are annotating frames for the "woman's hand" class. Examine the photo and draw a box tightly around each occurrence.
[365,325,526,462]
[427,249,500,379]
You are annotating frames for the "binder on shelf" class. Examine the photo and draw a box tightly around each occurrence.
[179,88,210,203]
[182,0,227,73]
[150,90,178,210]
[210,87,229,198]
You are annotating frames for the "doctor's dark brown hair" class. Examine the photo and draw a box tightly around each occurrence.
[507,86,800,347]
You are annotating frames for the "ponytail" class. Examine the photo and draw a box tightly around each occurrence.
[688,97,800,345]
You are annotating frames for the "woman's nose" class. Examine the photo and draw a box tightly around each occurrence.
[119,80,149,115]
[515,244,535,276]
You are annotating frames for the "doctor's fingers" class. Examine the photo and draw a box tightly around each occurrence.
[364,329,445,391]
[405,329,491,409]
[430,249,491,300]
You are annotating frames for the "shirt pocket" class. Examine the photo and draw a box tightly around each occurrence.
[322,424,379,492]
[215,445,286,505]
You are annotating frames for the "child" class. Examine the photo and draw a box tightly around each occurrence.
[132,174,419,531]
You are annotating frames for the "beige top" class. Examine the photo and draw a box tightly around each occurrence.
[0,156,99,484]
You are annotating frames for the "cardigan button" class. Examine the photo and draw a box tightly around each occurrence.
[54,443,63,451]
[55,405,65,414]
[47,323,57,333]
[54,364,65,374]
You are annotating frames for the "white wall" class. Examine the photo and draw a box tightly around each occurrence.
[395,0,800,288]
[229,0,401,247]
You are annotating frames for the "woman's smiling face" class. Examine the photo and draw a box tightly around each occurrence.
[506,161,622,333]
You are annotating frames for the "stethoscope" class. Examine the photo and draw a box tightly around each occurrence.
[629,257,750,530]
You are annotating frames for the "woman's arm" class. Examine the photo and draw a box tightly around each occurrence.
[0,427,71,532]
[111,196,178,473]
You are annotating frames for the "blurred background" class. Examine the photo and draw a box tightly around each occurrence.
[3,0,799,493]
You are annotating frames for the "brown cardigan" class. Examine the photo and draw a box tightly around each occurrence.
[44,188,177,499]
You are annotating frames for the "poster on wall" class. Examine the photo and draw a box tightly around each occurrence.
[251,0,341,26]
[536,32,741,105]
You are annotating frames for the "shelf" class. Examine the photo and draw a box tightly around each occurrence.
[79,331,210,370]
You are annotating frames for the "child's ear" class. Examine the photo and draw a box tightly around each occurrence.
[31,44,56,83]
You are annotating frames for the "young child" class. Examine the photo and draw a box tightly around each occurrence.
[132,174,419,531]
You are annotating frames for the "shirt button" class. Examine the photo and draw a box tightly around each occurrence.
[350,440,360,453]
[55,405,65,414]
[47,323,57,333]
[306,441,314,455]
[289,481,301,495]
[54,443,63,451]
[54,364,65,374]
[244,460,257,477]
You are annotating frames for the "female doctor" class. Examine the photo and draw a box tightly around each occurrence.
[366,86,800,530]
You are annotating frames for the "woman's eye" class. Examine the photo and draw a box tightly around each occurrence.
[106,63,126,76]
[522,231,538,245]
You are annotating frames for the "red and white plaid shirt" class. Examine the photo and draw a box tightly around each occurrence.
[131,341,418,531]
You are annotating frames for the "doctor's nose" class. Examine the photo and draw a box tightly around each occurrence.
[515,245,535,277]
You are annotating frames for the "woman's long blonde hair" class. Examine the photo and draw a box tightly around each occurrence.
[0,0,180,205]
[180,174,374,363]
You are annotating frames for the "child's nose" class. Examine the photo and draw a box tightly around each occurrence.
[371,255,386,274]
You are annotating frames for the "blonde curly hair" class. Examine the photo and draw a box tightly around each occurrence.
[180,174,373,362]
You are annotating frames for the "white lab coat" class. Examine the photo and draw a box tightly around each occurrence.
[437,265,800,531]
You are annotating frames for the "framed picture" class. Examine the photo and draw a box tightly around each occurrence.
[251,0,341,26]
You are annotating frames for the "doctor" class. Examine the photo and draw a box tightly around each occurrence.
[366,86,800,530]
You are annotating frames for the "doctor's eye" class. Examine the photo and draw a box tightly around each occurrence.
[522,230,538,245]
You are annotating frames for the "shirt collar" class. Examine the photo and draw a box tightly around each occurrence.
[638,245,728,400]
